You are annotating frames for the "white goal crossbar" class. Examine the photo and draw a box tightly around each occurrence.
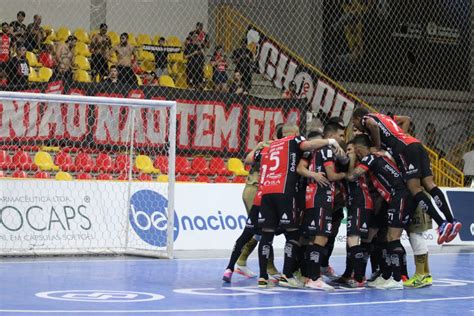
[0,91,177,259]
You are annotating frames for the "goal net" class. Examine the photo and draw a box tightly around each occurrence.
[0,91,177,258]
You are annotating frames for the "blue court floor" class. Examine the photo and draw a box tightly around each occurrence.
[0,250,473,315]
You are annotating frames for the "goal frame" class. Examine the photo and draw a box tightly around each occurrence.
[0,91,177,259]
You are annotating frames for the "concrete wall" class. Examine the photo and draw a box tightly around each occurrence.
[0,0,208,39]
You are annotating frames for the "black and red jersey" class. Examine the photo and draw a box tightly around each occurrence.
[345,175,374,210]
[303,145,337,210]
[256,135,306,195]
[362,113,419,154]
[357,153,408,203]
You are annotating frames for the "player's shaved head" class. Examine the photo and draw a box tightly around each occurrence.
[353,107,369,120]
[282,124,299,137]
[352,134,372,148]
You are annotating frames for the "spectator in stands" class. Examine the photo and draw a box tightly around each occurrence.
[104,65,118,83]
[282,81,298,99]
[232,38,254,93]
[424,122,446,157]
[0,23,12,71]
[10,11,27,46]
[154,37,168,78]
[0,68,7,87]
[184,31,205,90]
[211,45,228,92]
[7,44,29,88]
[112,32,137,85]
[25,14,45,51]
[38,41,55,69]
[193,22,210,49]
[463,145,474,186]
[90,23,111,80]
[228,71,246,95]
[55,35,76,82]
[143,71,158,86]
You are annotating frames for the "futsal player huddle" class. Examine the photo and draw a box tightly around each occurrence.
[222,108,462,291]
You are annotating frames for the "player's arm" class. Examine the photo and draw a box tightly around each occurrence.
[297,158,330,187]
[394,115,411,133]
[346,165,367,182]
[244,142,265,164]
[364,117,381,150]
[300,138,341,152]
[324,162,346,182]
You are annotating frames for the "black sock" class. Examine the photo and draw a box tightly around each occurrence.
[258,232,274,279]
[401,244,408,278]
[296,244,306,275]
[283,241,300,278]
[388,240,403,282]
[342,246,353,278]
[371,240,382,274]
[226,228,255,271]
[321,236,335,268]
[381,243,392,280]
[306,244,325,281]
[349,245,365,282]
[429,187,454,222]
[414,191,444,226]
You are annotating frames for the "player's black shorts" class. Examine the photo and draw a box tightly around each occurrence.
[369,200,388,229]
[398,143,433,180]
[387,192,416,228]
[347,206,370,239]
[245,204,262,235]
[260,193,298,230]
[301,207,332,237]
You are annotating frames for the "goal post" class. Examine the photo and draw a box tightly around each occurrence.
[0,91,177,259]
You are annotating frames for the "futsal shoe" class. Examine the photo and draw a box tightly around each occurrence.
[419,275,433,288]
[278,274,304,288]
[258,277,276,288]
[367,275,386,288]
[321,265,338,281]
[268,272,282,284]
[346,278,366,288]
[293,270,308,285]
[305,277,335,291]
[403,273,422,287]
[437,221,453,245]
[222,269,233,283]
[235,265,257,278]
[375,277,403,290]
[368,270,381,282]
[445,220,462,243]
[332,275,351,286]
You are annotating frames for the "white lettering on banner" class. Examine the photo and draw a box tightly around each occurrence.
[0,100,38,139]
[177,102,195,148]
[95,106,121,143]
[194,104,214,148]
[248,108,265,150]
[213,104,240,151]
[256,35,356,125]
[259,41,279,80]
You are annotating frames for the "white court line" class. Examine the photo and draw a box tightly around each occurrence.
[0,252,472,265]
[0,295,473,313]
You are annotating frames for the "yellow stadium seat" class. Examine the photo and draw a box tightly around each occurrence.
[43,39,54,46]
[75,42,91,57]
[40,146,60,152]
[73,69,92,82]
[90,29,99,37]
[107,31,120,46]
[136,75,143,86]
[26,51,41,67]
[227,158,249,176]
[34,151,59,171]
[45,32,56,42]
[137,34,152,46]
[74,55,91,71]
[43,25,54,34]
[204,64,213,81]
[175,74,188,89]
[140,60,155,72]
[168,52,185,63]
[142,51,155,62]
[43,25,55,41]
[38,67,53,82]
[159,75,175,88]
[135,155,160,174]
[166,36,182,47]
[157,174,169,182]
[28,67,40,82]
[128,33,138,46]
[74,28,90,44]
[55,171,73,181]
[56,27,71,42]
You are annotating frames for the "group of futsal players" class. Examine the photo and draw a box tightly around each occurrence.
[222,107,462,291]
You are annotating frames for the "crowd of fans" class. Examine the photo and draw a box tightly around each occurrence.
[0,11,260,95]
